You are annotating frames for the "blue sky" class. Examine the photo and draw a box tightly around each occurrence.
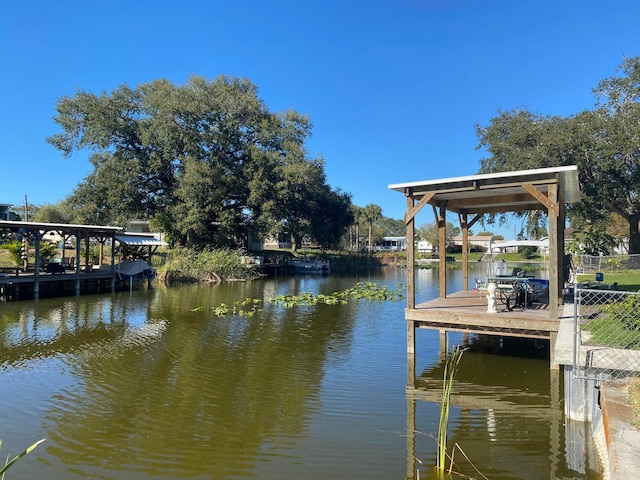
[2,0,639,238]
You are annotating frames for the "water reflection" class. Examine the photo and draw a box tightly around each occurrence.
[0,270,601,479]
[3,279,366,479]
[406,335,601,480]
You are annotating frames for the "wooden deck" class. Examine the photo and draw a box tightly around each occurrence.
[406,290,558,340]
[0,268,125,301]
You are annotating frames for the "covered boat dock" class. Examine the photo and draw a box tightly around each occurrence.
[388,165,581,367]
[0,221,165,300]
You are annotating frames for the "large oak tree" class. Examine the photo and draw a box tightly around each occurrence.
[48,75,352,249]
[475,57,640,253]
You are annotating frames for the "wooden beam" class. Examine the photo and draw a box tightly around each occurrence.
[522,184,559,215]
[467,213,482,228]
[404,192,435,225]
[452,203,545,215]
[444,192,535,209]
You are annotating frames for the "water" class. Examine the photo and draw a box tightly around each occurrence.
[0,267,601,479]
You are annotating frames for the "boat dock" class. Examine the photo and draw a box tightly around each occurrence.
[0,220,165,301]
[0,268,120,301]
[389,166,581,368]
[408,289,553,340]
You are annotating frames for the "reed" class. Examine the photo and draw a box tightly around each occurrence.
[436,344,466,473]
[0,438,45,478]
[159,247,261,283]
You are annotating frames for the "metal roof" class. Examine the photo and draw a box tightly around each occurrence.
[115,235,166,247]
[0,220,121,235]
[388,165,580,214]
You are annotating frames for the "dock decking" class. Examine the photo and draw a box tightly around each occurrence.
[0,268,127,301]
[407,290,557,340]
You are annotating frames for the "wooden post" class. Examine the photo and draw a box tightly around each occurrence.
[406,386,416,479]
[548,184,559,320]
[406,192,416,355]
[75,230,81,295]
[33,231,41,300]
[84,235,90,271]
[558,180,566,305]
[460,213,469,291]
[437,206,447,298]
[110,233,116,292]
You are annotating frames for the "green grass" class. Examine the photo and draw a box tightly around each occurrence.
[577,271,640,292]
[583,316,640,349]
[580,270,640,349]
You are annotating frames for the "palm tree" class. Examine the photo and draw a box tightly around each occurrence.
[351,206,365,251]
[362,204,382,252]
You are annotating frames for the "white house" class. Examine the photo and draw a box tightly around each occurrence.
[451,235,494,252]
[376,236,407,251]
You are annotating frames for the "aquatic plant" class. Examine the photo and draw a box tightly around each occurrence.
[205,281,405,317]
[0,438,45,478]
[436,344,466,473]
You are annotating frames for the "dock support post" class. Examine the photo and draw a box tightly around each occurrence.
[405,193,416,356]
[549,331,558,370]
[406,388,417,479]
[439,329,447,355]
[407,320,415,355]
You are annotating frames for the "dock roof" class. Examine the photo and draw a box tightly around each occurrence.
[388,165,580,214]
[0,220,121,236]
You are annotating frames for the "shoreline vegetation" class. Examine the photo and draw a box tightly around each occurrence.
[154,248,390,283]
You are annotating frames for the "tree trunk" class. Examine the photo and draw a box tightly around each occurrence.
[629,213,640,254]
[349,226,353,251]
[368,224,372,253]
[290,234,297,253]
[355,223,360,251]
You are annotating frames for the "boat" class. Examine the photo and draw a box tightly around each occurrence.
[116,259,156,280]
[289,258,330,274]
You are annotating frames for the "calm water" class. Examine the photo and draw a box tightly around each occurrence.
[1,266,601,479]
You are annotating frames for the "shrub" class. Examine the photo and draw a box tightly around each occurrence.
[160,247,260,283]
[0,241,22,266]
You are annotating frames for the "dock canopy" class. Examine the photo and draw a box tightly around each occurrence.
[388,165,580,215]
[115,234,166,247]
[115,233,166,262]
[389,165,581,325]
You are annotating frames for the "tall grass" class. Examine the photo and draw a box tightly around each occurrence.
[159,247,260,283]
[0,438,45,478]
[437,344,466,473]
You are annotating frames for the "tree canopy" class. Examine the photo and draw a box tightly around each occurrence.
[418,221,460,251]
[475,56,640,253]
[47,75,353,250]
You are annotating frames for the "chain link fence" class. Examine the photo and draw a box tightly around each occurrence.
[573,253,640,275]
[574,287,640,381]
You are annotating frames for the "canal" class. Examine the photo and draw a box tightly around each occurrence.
[1,266,601,479]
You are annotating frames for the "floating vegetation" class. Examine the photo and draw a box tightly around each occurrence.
[202,282,405,317]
